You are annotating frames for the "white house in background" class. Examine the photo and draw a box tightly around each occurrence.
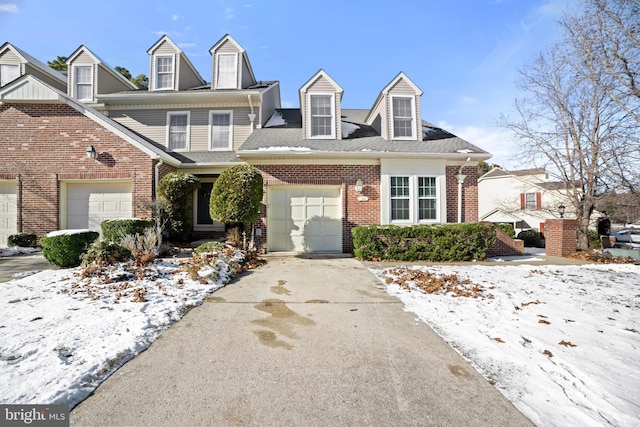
[478,167,573,235]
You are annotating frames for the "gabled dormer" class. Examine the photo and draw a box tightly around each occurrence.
[209,34,256,90]
[147,35,205,91]
[365,72,423,141]
[0,42,66,91]
[299,70,344,140]
[66,45,136,103]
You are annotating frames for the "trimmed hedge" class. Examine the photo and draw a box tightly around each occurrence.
[194,241,226,255]
[41,231,99,267]
[516,229,545,248]
[352,223,497,261]
[7,233,38,247]
[101,219,154,244]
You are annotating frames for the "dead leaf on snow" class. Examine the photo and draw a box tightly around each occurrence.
[625,328,639,334]
[559,340,577,347]
[538,319,551,325]
[543,350,553,357]
[522,300,542,307]
[493,337,505,343]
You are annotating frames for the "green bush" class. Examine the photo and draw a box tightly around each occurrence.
[157,172,200,241]
[81,240,132,267]
[496,223,515,238]
[210,164,263,224]
[516,229,545,247]
[101,219,155,243]
[7,233,38,247]
[352,223,497,261]
[194,241,226,255]
[588,229,602,249]
[41,231,99,267]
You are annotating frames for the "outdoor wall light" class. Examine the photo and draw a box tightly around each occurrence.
[86,145,98,159]
[355,179,363,193]
[558,204,566,218]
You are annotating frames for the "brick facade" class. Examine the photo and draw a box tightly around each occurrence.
[486,224,525,257]
[544,219,577,257]
[0,102,156,239]
[445,165,478,223]
[255,164,381,253]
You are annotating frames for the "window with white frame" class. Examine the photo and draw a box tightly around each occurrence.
[525,192,537,210]
[391,96,415,139]
[390,175,439,222]
[310,94,334,138]
[210,111,233,150]
[0,63,20,87]
[155,55,174,90]
[167,112,189,151]
[215,53,237,89]
[74,66,93,101]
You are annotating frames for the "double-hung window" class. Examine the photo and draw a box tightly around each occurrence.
[309,94,334,138]
[210,111,233,150]
[0,63,20,87]
[155,56,174,90]
[74,66,93,101]
[167,112,189,151]
[524,192,538,210]
[390,175,439,222]
[392,96,415,139]
[215,53,237,89]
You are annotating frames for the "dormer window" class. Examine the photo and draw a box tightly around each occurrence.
[391,96,415,139]
[0,63,20,87]
[155,55,174,90]
[215,53,237,89]
[310,94,334,138]
[74,66,93,101]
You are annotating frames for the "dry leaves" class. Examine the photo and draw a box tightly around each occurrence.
[559,340,577,347]
[383,268,489,298]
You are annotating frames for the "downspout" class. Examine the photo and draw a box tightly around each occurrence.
[456,157,471,223]
[154,158,163,199]
[247,94,256,134]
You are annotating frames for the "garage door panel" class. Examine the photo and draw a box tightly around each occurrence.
[0,182,17,248]
[67,182,132,230]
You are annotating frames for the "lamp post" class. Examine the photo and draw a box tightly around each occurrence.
[558,204,566,218]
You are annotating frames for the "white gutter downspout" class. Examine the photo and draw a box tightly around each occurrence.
[247,95,256,134]
[456,157,471,223]
[154,158,163,198]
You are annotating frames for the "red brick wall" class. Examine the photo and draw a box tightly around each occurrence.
[445,165,478,223]
[255,164,380,253]
[486,224,525,257]
[0,102,156,239]
[545,219,577,257]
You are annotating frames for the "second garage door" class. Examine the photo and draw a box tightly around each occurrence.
[268,186,342,252]
[66,182,132,231]
[0,181,17,248]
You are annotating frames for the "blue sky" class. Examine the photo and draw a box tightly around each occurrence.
[0,0,578,167]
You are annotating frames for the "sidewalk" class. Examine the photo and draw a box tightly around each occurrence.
[70,255,532,426]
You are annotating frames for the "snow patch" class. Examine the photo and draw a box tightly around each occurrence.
[264,111,286,127]
[341,121,360,138]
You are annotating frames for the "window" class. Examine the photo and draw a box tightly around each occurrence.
[418,177,437,220]
[215,53,237,89]
[524,192,537,210]
[0,63,20,87]
[392,96,415,139]
[390,175,439,222]
[390,176,410,221]
[210,111,233,150]
[310,94,334,138]
[167,112,189,151]
[74,66,93,101]
[155,56,174,90]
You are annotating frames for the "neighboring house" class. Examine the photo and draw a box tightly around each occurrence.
[478,167,574,235]
[0,35,490,252]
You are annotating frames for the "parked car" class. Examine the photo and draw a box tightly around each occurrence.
[611,225,640,249]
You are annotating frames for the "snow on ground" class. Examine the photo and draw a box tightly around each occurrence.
[0,252,242,408]
[371,262,640,427]
[0,247,40,257]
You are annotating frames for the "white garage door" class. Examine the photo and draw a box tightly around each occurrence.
[66,182,132,231]
[268,186,342,252]
[0,181,17,248]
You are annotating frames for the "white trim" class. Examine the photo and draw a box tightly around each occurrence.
[215,52,238,89]
[192,178,225,232]
[154,55,174,91]
[166,111,190,152]
[387,175,441,224]
[72,64,93,102]
[307,92,336,139]
[208,110,233,151]
[390,95,416,140]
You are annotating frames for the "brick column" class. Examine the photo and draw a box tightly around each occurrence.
[545,219,577,257]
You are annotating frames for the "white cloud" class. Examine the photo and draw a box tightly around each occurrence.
[0,3,18,12]
[171,14,181,21]
[226,7,234,19]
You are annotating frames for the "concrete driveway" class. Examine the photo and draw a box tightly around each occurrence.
[71,255,532,426]
[0,252,52,283]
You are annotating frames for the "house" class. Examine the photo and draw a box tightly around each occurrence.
[0,35,490,252]
[478,167,573,236]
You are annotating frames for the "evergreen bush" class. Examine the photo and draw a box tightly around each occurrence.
[516,229,545,247]
[194,241,226,255]
[41,231,99,267]
[157,172,200,241]
[101,219,154,243]
[352,223,497,261]
[7,233,38,247]
[210,164,263,224]
[81,240,132,267]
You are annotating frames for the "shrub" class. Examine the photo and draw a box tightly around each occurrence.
[210,164,263,224]
[81,240,131,267]
[352,223,497,261]
[41,230,99,267]
[101,219,154,244]
[157,172,200,241]
[496,223,515,238]
[516,229,545,247]
[587,229,602,249]
[194,241,226,255]
[120,228,159,266]
[7,233,38,247]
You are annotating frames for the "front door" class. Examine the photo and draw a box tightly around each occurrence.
[194,181,225,232]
